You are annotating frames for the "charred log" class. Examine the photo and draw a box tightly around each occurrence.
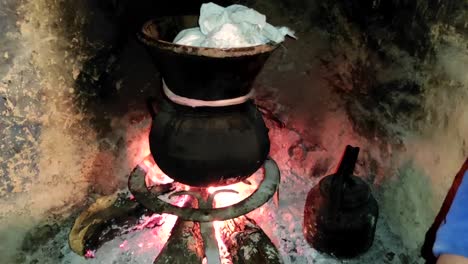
[154,219,205,264]
[222,217,283,264]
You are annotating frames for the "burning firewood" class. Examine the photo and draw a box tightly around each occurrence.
[154,215,282,264]
[223,217,283,264]
[154,208,205,264]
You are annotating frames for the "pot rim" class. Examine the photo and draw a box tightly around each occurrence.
[139,19,280,58]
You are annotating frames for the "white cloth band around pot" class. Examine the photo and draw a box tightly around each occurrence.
[162,79,254,108]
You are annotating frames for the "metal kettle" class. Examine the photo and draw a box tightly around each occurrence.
[303,145,379,257]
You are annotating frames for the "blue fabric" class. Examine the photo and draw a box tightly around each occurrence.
[434,170,468,257]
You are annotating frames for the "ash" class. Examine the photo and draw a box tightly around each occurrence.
[18,170,417,264]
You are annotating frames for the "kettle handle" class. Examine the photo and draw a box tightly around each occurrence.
[328,145,360,218]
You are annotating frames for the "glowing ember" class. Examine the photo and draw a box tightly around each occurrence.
[213,221,231,263]
[84,249,96,259]
[133,214,165,230]
[119,240,128,249]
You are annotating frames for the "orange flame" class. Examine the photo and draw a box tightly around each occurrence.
[208,173,262,263]
[138,152,262,262]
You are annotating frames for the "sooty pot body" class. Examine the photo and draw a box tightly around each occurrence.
[149,98,270,187]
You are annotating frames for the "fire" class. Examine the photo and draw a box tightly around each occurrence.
[135,153,263,263]
[84,249,95,258]
[115,155,189,257]
[207,173,262,263]
[213,220,231,263]
[142,157,174,186]
[123,120,261,262]
[207,174,261,206]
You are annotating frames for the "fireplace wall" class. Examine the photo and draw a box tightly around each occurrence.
[0,0,466,262]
